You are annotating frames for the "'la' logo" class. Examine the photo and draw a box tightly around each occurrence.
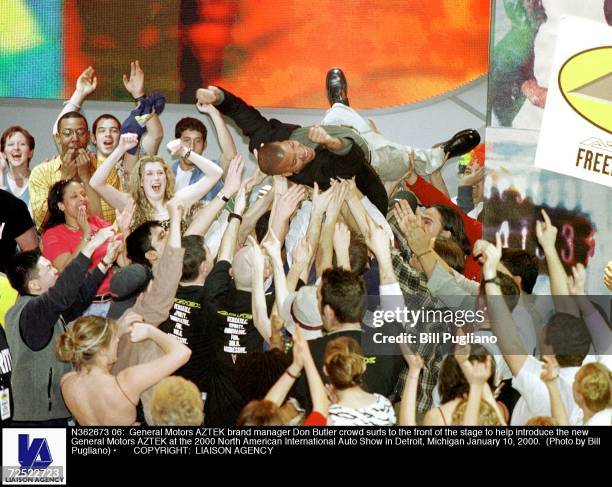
[18,434,53,468]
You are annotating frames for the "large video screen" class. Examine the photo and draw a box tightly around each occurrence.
[1,0,490,108]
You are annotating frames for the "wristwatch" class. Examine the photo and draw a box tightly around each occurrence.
[217,192,229,203]
[483,276,502,286]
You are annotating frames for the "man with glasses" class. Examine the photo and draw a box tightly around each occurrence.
[29,112,105,229]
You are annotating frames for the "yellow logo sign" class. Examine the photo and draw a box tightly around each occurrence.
[558,46,612,134]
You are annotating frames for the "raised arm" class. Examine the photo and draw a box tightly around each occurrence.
[459,356,492,426]
[540,355,569,426]
[261,229,289,317]
[167,140,223,206]
[216,185,246,264]
[568,264,612,355]
[196,86,299,150]
[481,234,528,376]
[316,182,347,276]
[195,102,237,177]
[246,238,271,342]
[333,222,351,271]
[53,66,97,136]
[184,154,244,237]
[122,60,164,159]
[116,323,191,403]
[89,134,136,211]
[398,349,423,426]
[535,209,580,317]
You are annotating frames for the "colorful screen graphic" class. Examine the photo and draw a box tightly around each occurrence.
[1,0,490,108]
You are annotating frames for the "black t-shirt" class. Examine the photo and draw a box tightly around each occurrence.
[292,326,404,410]
[159,285,211,392]
[0,190,34,273]
[201,260,275,426]
[0,325,13,424]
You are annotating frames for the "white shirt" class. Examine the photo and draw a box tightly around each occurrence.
[174,165,193,192]
[511,355,612,425]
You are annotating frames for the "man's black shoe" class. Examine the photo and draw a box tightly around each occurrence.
[326,68,349,107]
[436,129,481,160]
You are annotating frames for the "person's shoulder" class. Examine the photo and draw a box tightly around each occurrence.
[31,157,60,175]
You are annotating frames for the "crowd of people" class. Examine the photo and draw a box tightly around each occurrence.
[0,64,610,428]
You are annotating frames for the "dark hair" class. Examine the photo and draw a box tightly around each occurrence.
[545,313,591,367]
[40,180,78,233]
[433,237,466,274]
[6,250,41,295]
[257,142,286,175]
[235,350,291,402]
[92,114,121,134]
[320,268,365,324]
[175,117,207,141]
[57,111,88,131]
[479,271,521,312]
[348,234,369,276]
[255,211,271,243]
[430,204,471,256]
[126,221,162,268]
[438,345,497,403]
[501,248,539,294]
[181,235,207,282]
[1,125,35,154]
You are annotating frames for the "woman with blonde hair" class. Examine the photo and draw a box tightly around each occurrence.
[150,376,204,426]
[90,133,223,231]
[57,313,191,426]
[574,362,611,425]
[324,336,396,426]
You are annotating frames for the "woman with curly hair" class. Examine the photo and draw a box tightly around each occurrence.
[57,314,191,426]
[90,133,223,231]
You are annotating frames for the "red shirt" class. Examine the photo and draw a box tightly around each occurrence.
[407,176,482,282]
[303,411,327,426]
[42,215,113,296]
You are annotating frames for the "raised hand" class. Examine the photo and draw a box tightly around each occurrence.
[535,209,558,252]
[326,179,348,218]
[291,238,313,268]
[393,200,429,256]
[459,163,484,187]
[76,66,97,97]
[166,139,183,156]
[270,314,285,339]
[129,322,152,343]
[404,150,417,185]
[460,356,492,386]
[364,217,390,259]
[261,228,282,259]
[275,184,306,221]
[333,221,351,254]
[234,183,247,215]
[195,102,218,115]
[540,355,560,382]
[102,237,122,265]
[122,60,145,99]
[476,232,502,280]
[223,154,245,196]
[166,196,185,220]
[311,182,335,215]
[118,133,140,154]
[116,198,136,237]
[568,263,586,296]
[195,86,222,105]
[307,125,332,145]
[118,312,144,336]
[89,227,115,249]
[245,236,266,276]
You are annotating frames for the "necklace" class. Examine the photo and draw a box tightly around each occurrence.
[64,223,80,231]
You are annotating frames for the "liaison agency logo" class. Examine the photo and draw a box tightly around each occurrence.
[2,429,66,485]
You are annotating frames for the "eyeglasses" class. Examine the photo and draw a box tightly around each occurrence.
[60,129,88,138]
